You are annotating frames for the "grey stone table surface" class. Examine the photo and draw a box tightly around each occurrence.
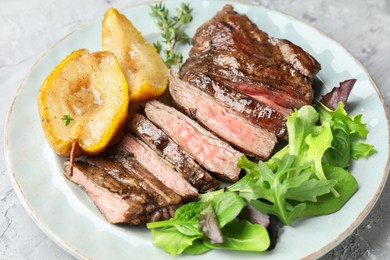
[1,0,389,259]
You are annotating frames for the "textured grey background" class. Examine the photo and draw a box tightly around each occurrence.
[1,0,389,259]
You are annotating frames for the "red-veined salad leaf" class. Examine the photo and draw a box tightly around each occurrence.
[320,79,356,110]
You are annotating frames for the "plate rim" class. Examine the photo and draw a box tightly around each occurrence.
[4,0,390,259]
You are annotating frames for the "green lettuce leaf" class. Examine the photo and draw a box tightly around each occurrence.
[204,220,270,252]
[351,141,376,159]
[151,226,200,256]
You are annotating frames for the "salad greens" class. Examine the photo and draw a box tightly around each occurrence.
[147,191,269,255]
[147,98,376,255]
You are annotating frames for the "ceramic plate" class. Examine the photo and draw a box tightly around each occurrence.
[5,1,390,259]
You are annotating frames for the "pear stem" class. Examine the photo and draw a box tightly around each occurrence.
[68,142,77,177]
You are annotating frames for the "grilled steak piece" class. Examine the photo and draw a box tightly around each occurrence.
[169,71,277,159]
[179,5,321,135]
[179,71,288,138]
[119,134,199,200]
[145,100,243,182]
[64,161,177,225]
[129,114,220,193]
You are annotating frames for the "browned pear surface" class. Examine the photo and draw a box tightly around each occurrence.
[38,49,129,157]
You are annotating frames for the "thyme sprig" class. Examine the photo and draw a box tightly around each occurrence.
[150,2,193,69]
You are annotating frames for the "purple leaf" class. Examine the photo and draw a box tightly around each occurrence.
[199,202,224,244]
[239,202,270,228]
[320,79,357,110]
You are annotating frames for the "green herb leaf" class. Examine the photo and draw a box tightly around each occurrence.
[61,114,74,126]
[150,2,193,69]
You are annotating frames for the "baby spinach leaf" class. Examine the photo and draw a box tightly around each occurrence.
[204,220,270,252]
[184,239,210,255]
[211,191,247,228]
[298,165,358,217]
[151,226,200,256]
[324,118,351,168]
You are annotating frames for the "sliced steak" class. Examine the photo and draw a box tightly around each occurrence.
[145,100,243,182]
[169,71,277,159]
[180,71,288,138]
[64,161,177,225]
[119,134,199,200]
[179,5,320,131]
[129,114,220,192]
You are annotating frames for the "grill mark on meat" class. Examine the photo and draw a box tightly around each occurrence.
[145,100,243,182]
[64,161,177,225]
[119,135,199,200]
[129,114,221,193]
[169,71,277,159]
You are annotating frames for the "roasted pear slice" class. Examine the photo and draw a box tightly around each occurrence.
[102,8,168,102]
[38,49,129,157]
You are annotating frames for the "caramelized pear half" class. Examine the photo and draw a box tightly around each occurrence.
[38,49,129,157]
[102,8,168,102]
